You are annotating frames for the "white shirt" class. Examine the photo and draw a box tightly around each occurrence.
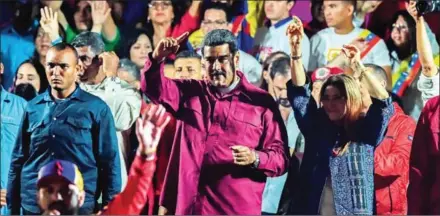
[253,17,311,71]
[308,27,391,71]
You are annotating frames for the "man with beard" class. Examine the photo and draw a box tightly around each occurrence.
[71,32,142,188]
[35,103,170,216]
[7,43,121,215]
[143,29,289,215]
[262,56,300,215]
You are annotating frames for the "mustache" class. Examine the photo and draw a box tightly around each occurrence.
[210,70,226,77]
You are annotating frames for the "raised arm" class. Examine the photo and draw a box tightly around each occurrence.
[342,44,389,100]
[142,33,192,113]
[286,17,318,136]
[100,104,170,215]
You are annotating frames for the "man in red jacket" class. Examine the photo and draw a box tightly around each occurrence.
[408,95,440,215]
[35,104,170,215]
[365,64,416,215]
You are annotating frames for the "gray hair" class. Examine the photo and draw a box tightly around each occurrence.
[118,58,141,81]
[71,32,105,56]
[201,29,237,56]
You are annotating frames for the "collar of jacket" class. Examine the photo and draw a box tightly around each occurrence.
[207,71,253,102]
[36,84,86,104]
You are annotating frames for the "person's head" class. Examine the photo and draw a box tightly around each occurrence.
[147,0,175,25]
[388,10,416,58]
[14,59,49,93]
[261,51,289,90]
[264,0,295,23]
[269,56,291,108]
[118,58,141,89]
[174,51,202,80]
[73,0,93,31]
[164,61,175,79]
[320,74,363,124]
[45,43,80,93]
[201,29,239,88]
[201,2,233,35]
[311,67,344,103]
[311,0,325,23]
[118,28,153,69]
[13,1,36,35]
[34,25,66,61]
[37,160,85,215]
[71,32,105,82]
[323,0,356,28]
[364,63,388,88]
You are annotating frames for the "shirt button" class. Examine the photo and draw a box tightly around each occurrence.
[52,135,56,138]
[51,152,54,156]
[53,117,57,121]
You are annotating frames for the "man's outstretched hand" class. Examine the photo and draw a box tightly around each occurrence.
[152,32,189,61]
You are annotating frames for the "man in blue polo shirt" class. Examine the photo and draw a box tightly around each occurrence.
[0,59,27,216]
[253,0,310,70]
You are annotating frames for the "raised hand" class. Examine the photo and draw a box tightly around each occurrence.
[286,16,304,57]
[40,6,60,41]
[89,1,111,27]
[360,1,382,14]
[135,104,171,160]
[152,32,189,61]
[341,44,363,79]
[0,189,6,207]
[406,0,419,20]
[230,145,256,166]
[98,51,119,77]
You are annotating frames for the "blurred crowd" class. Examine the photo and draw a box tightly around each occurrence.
[0,0,439,215]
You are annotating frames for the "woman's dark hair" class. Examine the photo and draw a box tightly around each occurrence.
[117,28,153,59]
[14,83,38,101]
[33,25,66,61]
[386,10,417,60]
[140,0,187,34]
[13,59,49,94]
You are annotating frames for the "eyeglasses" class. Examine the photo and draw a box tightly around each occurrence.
[321,95,346,104]
[392,23,408,32]
[148,1,172,9]
[202,20,228,26]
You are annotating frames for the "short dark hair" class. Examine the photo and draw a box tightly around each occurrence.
[176,50,201,60]
[269,57,291,80]
[50,42,79,62]
[201,29,238,56]
[202,2,233,23]
[364,63,388,84]
[71,32,105,56]
[119,58,140,81]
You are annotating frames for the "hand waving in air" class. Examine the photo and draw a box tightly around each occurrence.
[135,104,171,160]
[88,1,112,32]
[98,51,119,77]
[40,6,61,42]
[286,16,304,57]
[152,32,189,61]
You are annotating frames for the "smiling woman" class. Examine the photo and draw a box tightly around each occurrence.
[12,59,49,95]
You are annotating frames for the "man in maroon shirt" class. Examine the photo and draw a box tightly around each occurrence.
[142,29,289,215]
[407,95,440,215]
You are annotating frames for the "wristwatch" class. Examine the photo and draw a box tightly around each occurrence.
[252,150,260,168]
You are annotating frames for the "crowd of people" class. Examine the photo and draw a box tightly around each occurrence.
[0,0,439,215]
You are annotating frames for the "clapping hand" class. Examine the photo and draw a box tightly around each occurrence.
[341,44,364,79]
[286,16,304,57]
[40,6,60,42]
[135,104,171,160]
[152,32,189,61]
